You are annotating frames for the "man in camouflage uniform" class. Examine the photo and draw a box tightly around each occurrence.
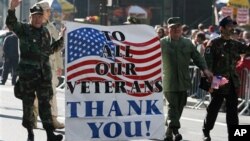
[33,0,64,129]
[202,16,250,141]
[6,0,65,141]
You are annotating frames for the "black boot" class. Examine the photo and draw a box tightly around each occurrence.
[203,129,211,141]
[27,128,34,141]
[46,129,63,141]
[164,127,173,141]
[173,129,182,141]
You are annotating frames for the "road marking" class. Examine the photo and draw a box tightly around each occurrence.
[181,117,227,126]
[164,114,226,126]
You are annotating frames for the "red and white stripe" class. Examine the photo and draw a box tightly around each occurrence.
[67,37,162,92]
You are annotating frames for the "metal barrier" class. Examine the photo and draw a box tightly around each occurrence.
[237,68,250,115]
[188,66,250,115]
[56,76,66,93]
[188,66,210,109]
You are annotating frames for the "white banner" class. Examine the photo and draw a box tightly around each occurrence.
[65,21,165,141]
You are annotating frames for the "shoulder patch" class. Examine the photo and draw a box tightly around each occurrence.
[205,48,211,54]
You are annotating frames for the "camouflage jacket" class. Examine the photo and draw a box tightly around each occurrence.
[205,37,250,88]
[6,9,64,81]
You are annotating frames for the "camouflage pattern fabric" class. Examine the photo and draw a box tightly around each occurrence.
[6,9,64,130]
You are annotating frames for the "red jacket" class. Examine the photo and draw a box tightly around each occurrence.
[237,55,250,71]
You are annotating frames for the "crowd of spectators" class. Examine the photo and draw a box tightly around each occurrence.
[154,20,250,100]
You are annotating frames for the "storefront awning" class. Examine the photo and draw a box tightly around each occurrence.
[228,0,250,8]
[128,5,148,19]
[58,0,76,13]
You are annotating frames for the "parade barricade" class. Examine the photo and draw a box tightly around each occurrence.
[188,66,210,109]
[56,75,65,93]
[188,66,250,113]
[238,68,250,115]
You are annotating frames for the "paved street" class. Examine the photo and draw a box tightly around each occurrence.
[1,79,250,141]
[0,80,65,141]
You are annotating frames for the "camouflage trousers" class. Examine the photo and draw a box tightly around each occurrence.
[20,73,54,130]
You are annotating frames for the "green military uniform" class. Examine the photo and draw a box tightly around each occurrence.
[203,36,250,134]
[6,9,63,130]
[160,36,208,129]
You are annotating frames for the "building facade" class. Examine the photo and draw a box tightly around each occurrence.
[67,0,213,27]
[0,0,38,28]
[0,0,213,28]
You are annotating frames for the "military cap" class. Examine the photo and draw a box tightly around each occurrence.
[219,16,237,27]
[124,16,140,24]
[167,17,182,27]
[37,0,50,10]
[30,4,43,15]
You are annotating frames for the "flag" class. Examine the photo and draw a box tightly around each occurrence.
[211,76,229,89]
[66,27,162,95]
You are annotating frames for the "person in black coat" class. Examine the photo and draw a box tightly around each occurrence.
[0,28,19,85]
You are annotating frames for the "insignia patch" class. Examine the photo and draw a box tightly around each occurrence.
[205,48,210,54]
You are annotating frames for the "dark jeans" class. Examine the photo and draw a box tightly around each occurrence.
[203,82,239,133]
[1,57,18,84]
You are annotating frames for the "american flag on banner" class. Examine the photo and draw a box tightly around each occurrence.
[67,27,162,95]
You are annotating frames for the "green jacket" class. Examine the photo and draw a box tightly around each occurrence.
[6,9,64,82]
[160,36,207,92]
[205,37,250,88]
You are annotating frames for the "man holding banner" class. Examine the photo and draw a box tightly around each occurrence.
[65,22,165,140]
[32,0,65,129]
[160,17,213,141]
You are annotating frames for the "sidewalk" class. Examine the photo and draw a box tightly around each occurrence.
[0,80,65,141]
[186,96,210,109]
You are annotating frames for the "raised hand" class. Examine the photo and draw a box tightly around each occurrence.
[10,0,22,10]
[59,24,67,37]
